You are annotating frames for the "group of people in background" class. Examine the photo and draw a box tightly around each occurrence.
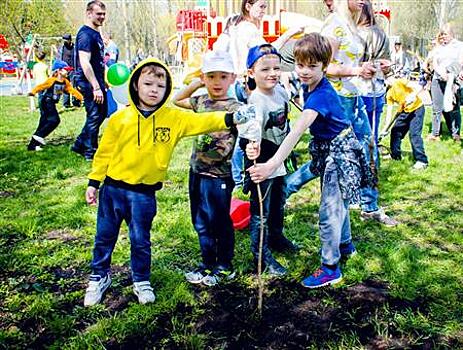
[23,0,463,306]
[28,0,119,161]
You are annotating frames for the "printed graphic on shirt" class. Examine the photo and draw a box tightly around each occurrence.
[52,83,65,101]
[264,102,288,131]
[155,127,171,143]
[189,94,241,177]
[321,15,363,97]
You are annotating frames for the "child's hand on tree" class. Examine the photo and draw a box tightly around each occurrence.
[86,186,98,206]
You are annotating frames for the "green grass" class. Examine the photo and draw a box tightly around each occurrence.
[0,96,462,349]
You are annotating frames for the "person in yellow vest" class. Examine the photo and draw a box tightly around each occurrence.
[384,77,429,170]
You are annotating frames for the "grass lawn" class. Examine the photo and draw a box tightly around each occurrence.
[0,95,462,349]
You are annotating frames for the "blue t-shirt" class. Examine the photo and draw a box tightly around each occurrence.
[304,77,350,141]
[74,25,105,86]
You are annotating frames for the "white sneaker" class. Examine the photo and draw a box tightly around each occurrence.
[84,274,111,307]
[360,208,399,227]
[412,161,428,170]
[184,265,212,284]
[133,281,155,304]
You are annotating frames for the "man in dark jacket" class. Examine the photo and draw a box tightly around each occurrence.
[58,34,81,108]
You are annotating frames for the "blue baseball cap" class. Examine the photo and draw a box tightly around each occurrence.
[246,44,281,69]
[52,60,71,71]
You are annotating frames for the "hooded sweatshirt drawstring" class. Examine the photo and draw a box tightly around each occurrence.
[137,114,140,147]
[153,113,156,144]
[137,112,156,147]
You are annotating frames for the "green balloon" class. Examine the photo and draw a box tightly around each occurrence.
[107,63,130,86]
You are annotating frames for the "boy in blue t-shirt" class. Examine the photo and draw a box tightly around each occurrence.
[247,33,371,288]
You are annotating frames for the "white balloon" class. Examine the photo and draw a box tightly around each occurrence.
[111,82,129,105]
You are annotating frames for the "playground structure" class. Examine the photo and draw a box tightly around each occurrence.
[168,1,391,73]
[2,34,62,109]
[0,34,19,77]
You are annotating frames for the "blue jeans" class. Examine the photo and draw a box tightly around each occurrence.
[361,94,385,144]
[231,140,244,186]
[91,184,157,282]
[390,106,428,163]
[249,176,286,264]
[73,79,107,159]
[319,157,351,266]
[189,170,235,268]
[338,95,379,213]
[285,160,316,199]
[62,72,80,107]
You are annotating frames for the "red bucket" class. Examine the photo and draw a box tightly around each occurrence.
[230,198,251,230]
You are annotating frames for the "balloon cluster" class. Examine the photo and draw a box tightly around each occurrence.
[107,63,130,105]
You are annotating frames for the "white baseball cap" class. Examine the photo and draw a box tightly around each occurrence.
[201,50,235,74]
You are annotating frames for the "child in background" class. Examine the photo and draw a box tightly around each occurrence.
[173,50,242,286]
[248,33,371,288]
[32,51,49,86]
[240,44,298,277]
[384,77,429,170]
[83,58,255,306]
[27,60,83,151]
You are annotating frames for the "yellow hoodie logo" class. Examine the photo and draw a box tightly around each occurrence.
[155,127,171,143]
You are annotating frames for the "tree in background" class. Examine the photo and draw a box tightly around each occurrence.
[389,0,463,58]
[0,0,71,58]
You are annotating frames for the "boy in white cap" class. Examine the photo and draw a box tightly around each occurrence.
[173,51,242,286]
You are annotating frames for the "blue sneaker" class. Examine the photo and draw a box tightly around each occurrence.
[340,241,357,258]
[301,265,342,289]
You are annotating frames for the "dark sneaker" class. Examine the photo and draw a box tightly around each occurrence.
[184,265,212,284]
[202,265,236,286]
[84,274,111,306]
[301,265,342,289]
[340,241,357,259]
[71,144,85,156]
[27,136,45,151]
[269,236,300,253]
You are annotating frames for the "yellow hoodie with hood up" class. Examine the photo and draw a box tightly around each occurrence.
[88,58,232,190]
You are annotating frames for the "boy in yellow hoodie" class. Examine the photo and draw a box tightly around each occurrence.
[27,60,83,151]
[384,77,429,170]
[83,58,255,306]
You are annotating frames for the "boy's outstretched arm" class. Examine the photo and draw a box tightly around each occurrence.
[248,109,317,182]
[172,78,204,109]
[29,77,55,95]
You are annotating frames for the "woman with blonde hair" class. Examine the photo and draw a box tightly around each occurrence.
[357,0,390,142]
[321,0,398,226]
[429,23,463,142]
